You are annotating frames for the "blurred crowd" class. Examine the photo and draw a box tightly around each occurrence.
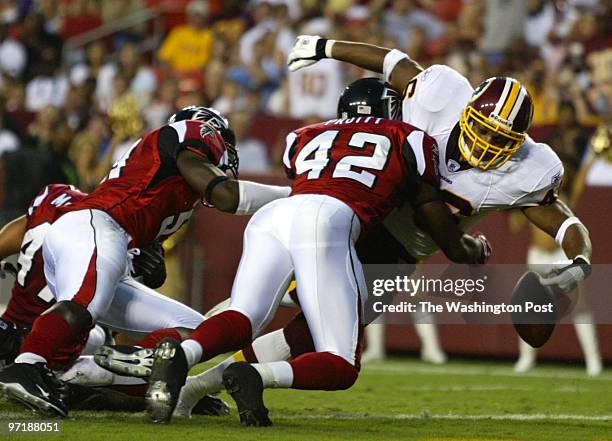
[0,0,611,224]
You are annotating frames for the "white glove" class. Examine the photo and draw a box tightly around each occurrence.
[287,35,333,72]
[539,257,591,294]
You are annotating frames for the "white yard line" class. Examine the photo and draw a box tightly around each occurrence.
[280,413,612,422]
[363,363,612,381]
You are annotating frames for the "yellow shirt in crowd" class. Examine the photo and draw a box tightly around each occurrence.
[158,25,213,72]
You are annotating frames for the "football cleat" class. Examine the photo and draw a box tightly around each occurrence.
[94,345,154,378]
[0,362,68,417]
[222,362,271,427]
[145,338,188,423]
[191,394,231,416]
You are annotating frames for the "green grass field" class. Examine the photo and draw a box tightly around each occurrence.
[1,358,610,441]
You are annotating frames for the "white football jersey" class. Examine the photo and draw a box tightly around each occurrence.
[383,65,564,260]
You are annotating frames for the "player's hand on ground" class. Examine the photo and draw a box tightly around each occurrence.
[539,257,591,294]
[287,35,328,71]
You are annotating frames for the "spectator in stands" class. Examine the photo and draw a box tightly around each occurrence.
[20,12,63,81]
[0,23,26,79]
[157,0,214,73]
[143,78,179,130]
[379,0,444,49]
[24,42,69,112]
[97,41,157,110]
[70,40,108,87]
[69,114,109,190]
[480,0,526,56]
[230,111,270,174]
[239,0,294,66]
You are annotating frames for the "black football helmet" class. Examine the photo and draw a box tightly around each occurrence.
[168,106,239,177]
[337,78,402,120]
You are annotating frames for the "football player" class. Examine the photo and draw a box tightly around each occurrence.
[0,106,291,416]
[138,78,491,425]
[0,183,232,414]
[287,35,593,340]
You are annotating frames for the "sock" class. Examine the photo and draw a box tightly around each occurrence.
[573,312,602,375]
[178,352,244,411]
[362,324,385,359]
[136,328,183,349]
[247,329,291,363]
[17,313,77,364]
[181,339,203,368]
[252,361,293,388]
[289,352,358,391]
[186,310,252,365]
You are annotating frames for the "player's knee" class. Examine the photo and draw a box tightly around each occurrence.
[322,352,359,390]
[45,300,93,334]
[283,312,315,357]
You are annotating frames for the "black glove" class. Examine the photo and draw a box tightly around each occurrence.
[0,318,29,367]
[130,241,167,289]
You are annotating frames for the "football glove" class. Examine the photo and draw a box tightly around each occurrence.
[0,260,17,279]
[474,233,492,264]
[0,318,29,368]
[287,35,331,72]
[129,241,167,289]
[539,256,591,294]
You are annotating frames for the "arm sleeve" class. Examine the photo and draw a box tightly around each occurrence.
[235,181,292,215]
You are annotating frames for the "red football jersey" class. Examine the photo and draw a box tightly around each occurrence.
[3,184,86,327]
[283,117,439,228]
[65,120,227,247]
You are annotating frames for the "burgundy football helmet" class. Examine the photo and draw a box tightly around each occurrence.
[459,77,534,170]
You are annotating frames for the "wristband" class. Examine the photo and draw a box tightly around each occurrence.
[554,216,582,246]
[315,38,329,59]
[204,176,230,206]
[383,49,409,83]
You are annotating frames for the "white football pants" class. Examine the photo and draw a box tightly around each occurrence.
[43,209,204,337]
[228,194,367,365]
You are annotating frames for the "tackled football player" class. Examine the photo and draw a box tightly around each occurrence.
[286,37,591,287]
[0,107,291,416]
[141,79,492,425]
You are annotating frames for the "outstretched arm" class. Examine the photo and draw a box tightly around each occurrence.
[0,215,27,260]
[177,151,291,214]
[287,36,423,94]
[522,200,591,262]
[522,200,592,293]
